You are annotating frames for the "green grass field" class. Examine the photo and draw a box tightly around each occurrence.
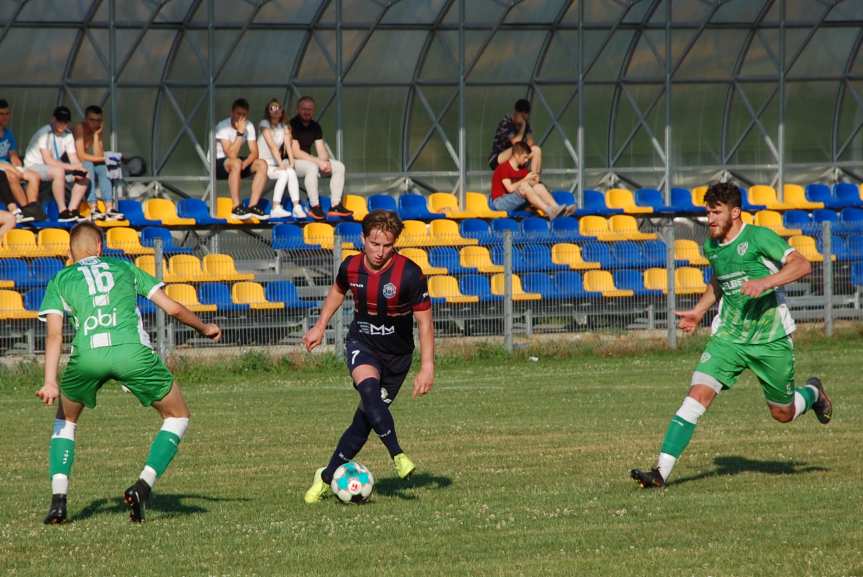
[2,332,862,577]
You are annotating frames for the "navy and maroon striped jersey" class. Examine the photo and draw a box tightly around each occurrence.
[336,252,431,355]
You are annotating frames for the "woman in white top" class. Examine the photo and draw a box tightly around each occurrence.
[258,99,302,219]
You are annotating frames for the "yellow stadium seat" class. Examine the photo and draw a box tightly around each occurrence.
[428,275,479,304]
[215,197,261,224]
[748,185,793,211]
[396,220,430,247]
[490,273,542,301]
[644,267,668,293]
[232,281,284,310]
[399,248,447,275]
[168,254,208,282]
[609,215,658,240]
[342,249,360,261]
[583,270,633,297]
[134,256,174,282]
[106,227,153,255]
[428,193,478,219]
[551,243,601,270]
[579,216,625,241]
[783,184,823,209]
[1,229,48,257]
[429,219,478,246]
[741,211,753,224]
[165,284,217,312]
[607,188,653,214]
[692,185,707,206]
[0,280,12,289]
[465,192,507,219]
[789,235,834,262]
[203,254,255,281]
[343,194,368,221]
[754,210,801,237]
[676,267,707,295]
[0,289,38,319]
[144,198,196,226]
[673,239,709,266]
[460,246,503,273]
[303,222,337,249]
[37,228,70,257]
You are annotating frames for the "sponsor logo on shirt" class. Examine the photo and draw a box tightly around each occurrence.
[349,282,364,289]
[357,321,395,336]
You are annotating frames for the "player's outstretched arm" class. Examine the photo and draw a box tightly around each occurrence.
[303,284,346,352]
[36,314,63,406]
[412,308,435,399]
[740,250,811,298]
[150,289,221,341]
[674,276,720,334]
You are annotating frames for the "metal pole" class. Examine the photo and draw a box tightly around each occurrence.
[665,221,677,348]
[503,228,513,353]
[109,0,117,152]
[154,237,167,359]
[778,0,786,199]
[458,0,466,206]
[208,0,216,218]
[336,0,343,159]
[576,0,585,203]
[333,234,344,356]
[822,220,833,336]
[664,0,672,205]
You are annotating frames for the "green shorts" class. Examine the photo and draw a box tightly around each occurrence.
[61,344,174,408]
[692,335,795,405]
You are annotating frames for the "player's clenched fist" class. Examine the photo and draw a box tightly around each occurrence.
[36,382,59,406]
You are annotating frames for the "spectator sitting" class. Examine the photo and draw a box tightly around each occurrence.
[289,96,352,220]
[214,98,269,220]
[0,98,42,223]
[74,105,124,221]
[489,98,541,175]
[258,99,301,219]
[490,141,574,220]
[24,106,89,222]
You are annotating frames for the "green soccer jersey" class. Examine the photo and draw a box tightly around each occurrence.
[38,256,164,352]
[703,223,796,344]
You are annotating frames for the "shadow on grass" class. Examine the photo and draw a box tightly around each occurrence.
[670,454,830,487]
[71,493,250,522]
[375,473,453,501]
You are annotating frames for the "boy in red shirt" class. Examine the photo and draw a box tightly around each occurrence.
[490,141,574,219]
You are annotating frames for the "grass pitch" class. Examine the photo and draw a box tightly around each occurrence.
[1,331,862,577]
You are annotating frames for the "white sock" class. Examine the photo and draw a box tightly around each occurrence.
[139,466,157,488]
[52,474,69,495]
[657,453,677,480]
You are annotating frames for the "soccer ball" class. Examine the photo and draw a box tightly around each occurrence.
[331,461,374,504]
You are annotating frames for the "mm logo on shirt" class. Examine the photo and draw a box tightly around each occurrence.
[358,322,395,335]
[83,308,118,335]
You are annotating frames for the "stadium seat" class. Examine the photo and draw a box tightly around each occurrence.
[35,228,70,257]
[168,254,209,282]
[367,194,398,213]
[674,239,709,265]
[137,295,156,315]
[613,269,663,297]
[490,273,542,301]
[607,188,653,214]
[844,236,863,260]
[609,215,658,240]
[580,242,615,268]
[334,222,363,249]
[692,186,707,206]
[783,210,813,233]
[76,200,130,228]
[165,284,216,312]
[465,192,507,219]
[748,185,793,211]
[396,220,430,247]
[754,210,801,237]
[521,244,568,271]
[489,245,532,272]
[634,188,676,214]
[521,272,561,299]
[676,267,708,294]
[816,234,851,261]
[583,270,633,297]
[460,246,503,273]
[491,218,520,242]
[783,184,823,209]
[805,183,841,209]
[272,224,307,250]
[232,281,284,310]
[265,281,318,309]
[643,267,669,293]
[459,219,494,244]
[428,275,479,304]
[203,254,255,281]
[852,262,863,286]
[0,259,32,288]
[458,274,501,302]
[140,227,194,254]
[582,189,623,216]
[740,211,754,225]
[521,217,552,241]
[198,282,250,312]
[1,229,50,258]
[0,279,12,289]
[841,207,863,227]
[554,271,594,298]
[833,183,863,208]
[30,258,64,286]
[303,222,337,250]
[176,198,228,225]
[134,255,173,282]
[670,187,706,214]
[612,241,646,269]
[641,240,668,267]
[144,198,196,226]
[399,248,447,275]
[429,219,478,246]
[341,249,360,261]
[0,289,38,319]
[24,288,45,311]
[579,216,624,241]
[215,197,261,224]
[549,216,587,241]
[343,195,368,221]
[789,235,834,262]
[118,199,161,227]
[551,243,601,270]
[428,247,469,274]
[738,187,767,212]
[427,192,472,219]
[398,194,444,221]
[812,209,838,227]
[107,227,154,255]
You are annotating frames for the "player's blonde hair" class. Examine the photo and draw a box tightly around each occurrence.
[69,221,103,260]
[362,209,404,240]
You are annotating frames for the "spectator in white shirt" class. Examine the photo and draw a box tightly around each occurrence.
[214,98,269,220]
[258,99,301,219]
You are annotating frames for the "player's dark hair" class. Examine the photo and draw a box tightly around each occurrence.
[362,209,404,240]
[704,182,741,209]
[232,98,250,111]
[84,105,103,116]
[70,221,103,249]
[514,99,531,114]
[512,141,531,156]
[0,99,9,109]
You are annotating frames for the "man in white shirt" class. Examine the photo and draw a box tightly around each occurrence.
[24,106,89,222]
[214,98,268,220]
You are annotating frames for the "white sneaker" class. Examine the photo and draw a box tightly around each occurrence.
[270,206,292,219]
[291,205,308,219]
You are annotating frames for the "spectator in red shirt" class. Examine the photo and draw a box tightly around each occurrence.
[490,142,574,219]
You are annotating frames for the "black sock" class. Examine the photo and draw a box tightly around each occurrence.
[355,377,403,459]
[322,407,372,483]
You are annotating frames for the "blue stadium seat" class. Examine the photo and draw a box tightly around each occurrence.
[198,282,250,312]
[613,269,663,297]
[265,281,318,309]
[635,188,676,215]
[805,183,840,208]
[704,267,713,283]
[521,217,552,242]
[852,263,863,286]
[30,258,64,286]
[580,242,614,268]
[554,271,594,298]
[490,245,531,272]
[522,272,561,299]
[550,216,588,241]
[428,247,469,274]
[137,295,157,315]
[398,194,443,221]
[119,200,161,227]
[612,242,644,269]
[783,210,812,232]
[0,259,33,287]
[368,194,398,213]
[581,190,624,216]
[832,183,863,208]
[140,227,194,254]
[24,288,46,311]
[739,187,767,212]
[840,207,863,227]
[846,236,863,261]
[459,274,501,302]
[521,245,568,272]
[641,240,669,267]
[335,222,363,249]
[812,209,838,226]
[670,188,706,214]
[176,198,227,225]
[272,224,307,250]
[551,190,576,207]
[460,219,493,244]
[491,218,519,235]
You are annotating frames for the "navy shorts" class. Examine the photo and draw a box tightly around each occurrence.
[345,339,413,404]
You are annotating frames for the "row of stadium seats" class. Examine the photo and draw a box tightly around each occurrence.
[0,226,192,258]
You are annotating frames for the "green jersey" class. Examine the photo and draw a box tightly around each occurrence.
[38,256,163,353]
[704,223,796,344]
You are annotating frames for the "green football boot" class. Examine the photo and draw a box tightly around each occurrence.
[303,467,330,504]
[393,453,415,479]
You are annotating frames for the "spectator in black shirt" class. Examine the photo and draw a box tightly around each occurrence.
[488,98,542,175]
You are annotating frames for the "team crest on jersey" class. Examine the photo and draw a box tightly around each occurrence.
[382,282,397,299]
[700,351,712,363]
[737,242,748,256]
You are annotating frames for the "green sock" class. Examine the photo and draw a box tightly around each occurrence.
[145,430,182,477]
[796,386,817,411]
[660,415,697,458]
[49,437,75,478]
